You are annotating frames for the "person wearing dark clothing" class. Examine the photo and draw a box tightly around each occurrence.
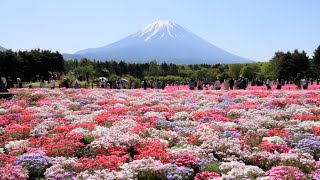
[143,80,148,90]
[156,79,162,89]
[293,73,301,90]
[189,78,195,90]
[229,78,234,90]
[0,78,8,92]
[62,79,69,88]
[197,80,203,90]
[239,77,247,90]
[276,77,282,90]
[7,77,14,89]
[150,78,155,89]
[266,77,272,90]
[161,81,166,90]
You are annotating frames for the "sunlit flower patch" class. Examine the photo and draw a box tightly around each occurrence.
[0,88,319,179]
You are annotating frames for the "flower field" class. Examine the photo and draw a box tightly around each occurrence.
[1,88,320,180]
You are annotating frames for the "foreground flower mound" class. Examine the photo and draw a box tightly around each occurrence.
[0,88,320,179]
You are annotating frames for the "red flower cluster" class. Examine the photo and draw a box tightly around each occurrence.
[187,135,202,146]
[1,123,30,141]
[292,114,320,121]
[259,140,291,153]
[30,132,84,157]
[174,154,197,167]
[268,128,289,138]
[134,139,169,163]
[313,126,320,136]
[0,154,16,167]
[75,155,129,171]
[193,109,225,120]
[94,108,129,125]
[194,171,220,180]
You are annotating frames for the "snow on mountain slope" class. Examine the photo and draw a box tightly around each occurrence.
[73,20,253,64]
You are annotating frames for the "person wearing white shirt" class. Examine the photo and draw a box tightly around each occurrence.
[213,79,221,90]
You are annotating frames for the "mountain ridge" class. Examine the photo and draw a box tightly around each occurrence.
[0,46,6,52]
[67,20,253,64]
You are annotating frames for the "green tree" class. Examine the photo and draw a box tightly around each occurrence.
[240,63,260,79]
[228,64,243,78]
[312,45,320,78]
[148,60,160,76]
[73,65,95,82]
[259,62,277,79]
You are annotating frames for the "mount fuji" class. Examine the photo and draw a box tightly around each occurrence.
[69,20,253,64]
[0,46,6,52]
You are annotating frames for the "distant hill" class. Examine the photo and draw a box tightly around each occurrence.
[70,20,253,64]
[63,53,85,60]
[0,46,6,52]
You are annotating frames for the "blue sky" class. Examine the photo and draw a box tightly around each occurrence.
[1,0,320,61]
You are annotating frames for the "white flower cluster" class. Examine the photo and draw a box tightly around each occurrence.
[110,119,137,133]
[0,148,4,154]
[90,132,141,149]
[168,145,207,158]
[147,128,181,144]
[70,127,90,135]
[264,151,316,169]
[0,108,6,115]
[0,127,4,135]
[170,111,193,121]
[286,104,311,115]
[144,111,166,119]
[77,169,133,180]
[262,136,286,145]
[220,161,264,179]
[226,109,247,117]
[120,157,165,178]
[44,157,78,179]
[295,121,320,130]
[201,137,243,159]
[4,140,28,150]
[31,120,61,137]
[91,126,109,137]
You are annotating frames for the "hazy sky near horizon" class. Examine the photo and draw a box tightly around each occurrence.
[1,0,320,61]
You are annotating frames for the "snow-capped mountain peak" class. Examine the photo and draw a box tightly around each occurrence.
[72,20,253,64]
[133,20,191,41]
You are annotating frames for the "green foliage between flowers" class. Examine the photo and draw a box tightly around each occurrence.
[137,171,166,180]
[201,162,221,174]
[82,135,95,145]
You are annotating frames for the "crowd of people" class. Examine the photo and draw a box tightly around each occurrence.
[1,73,319,91]
[186,74,318,91]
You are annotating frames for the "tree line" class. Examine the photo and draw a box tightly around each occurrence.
[1,45,320,83]
[0,49,64,82]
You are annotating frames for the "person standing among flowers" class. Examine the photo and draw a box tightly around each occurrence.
[49,77,55,89]
[229,77,234,90]
[213,78,221,90]
[156,79,162,89]
[197,79,203,90]
[189,78,195,90]
[293,73,301,90]
[224,77,230,90]
[7,76,14,89]
[266,77,272,90]
[142,80,148,90]
[16,78,23,88]
[301,76,309,90]
[40,78,46,88]
[276,77,282,90]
